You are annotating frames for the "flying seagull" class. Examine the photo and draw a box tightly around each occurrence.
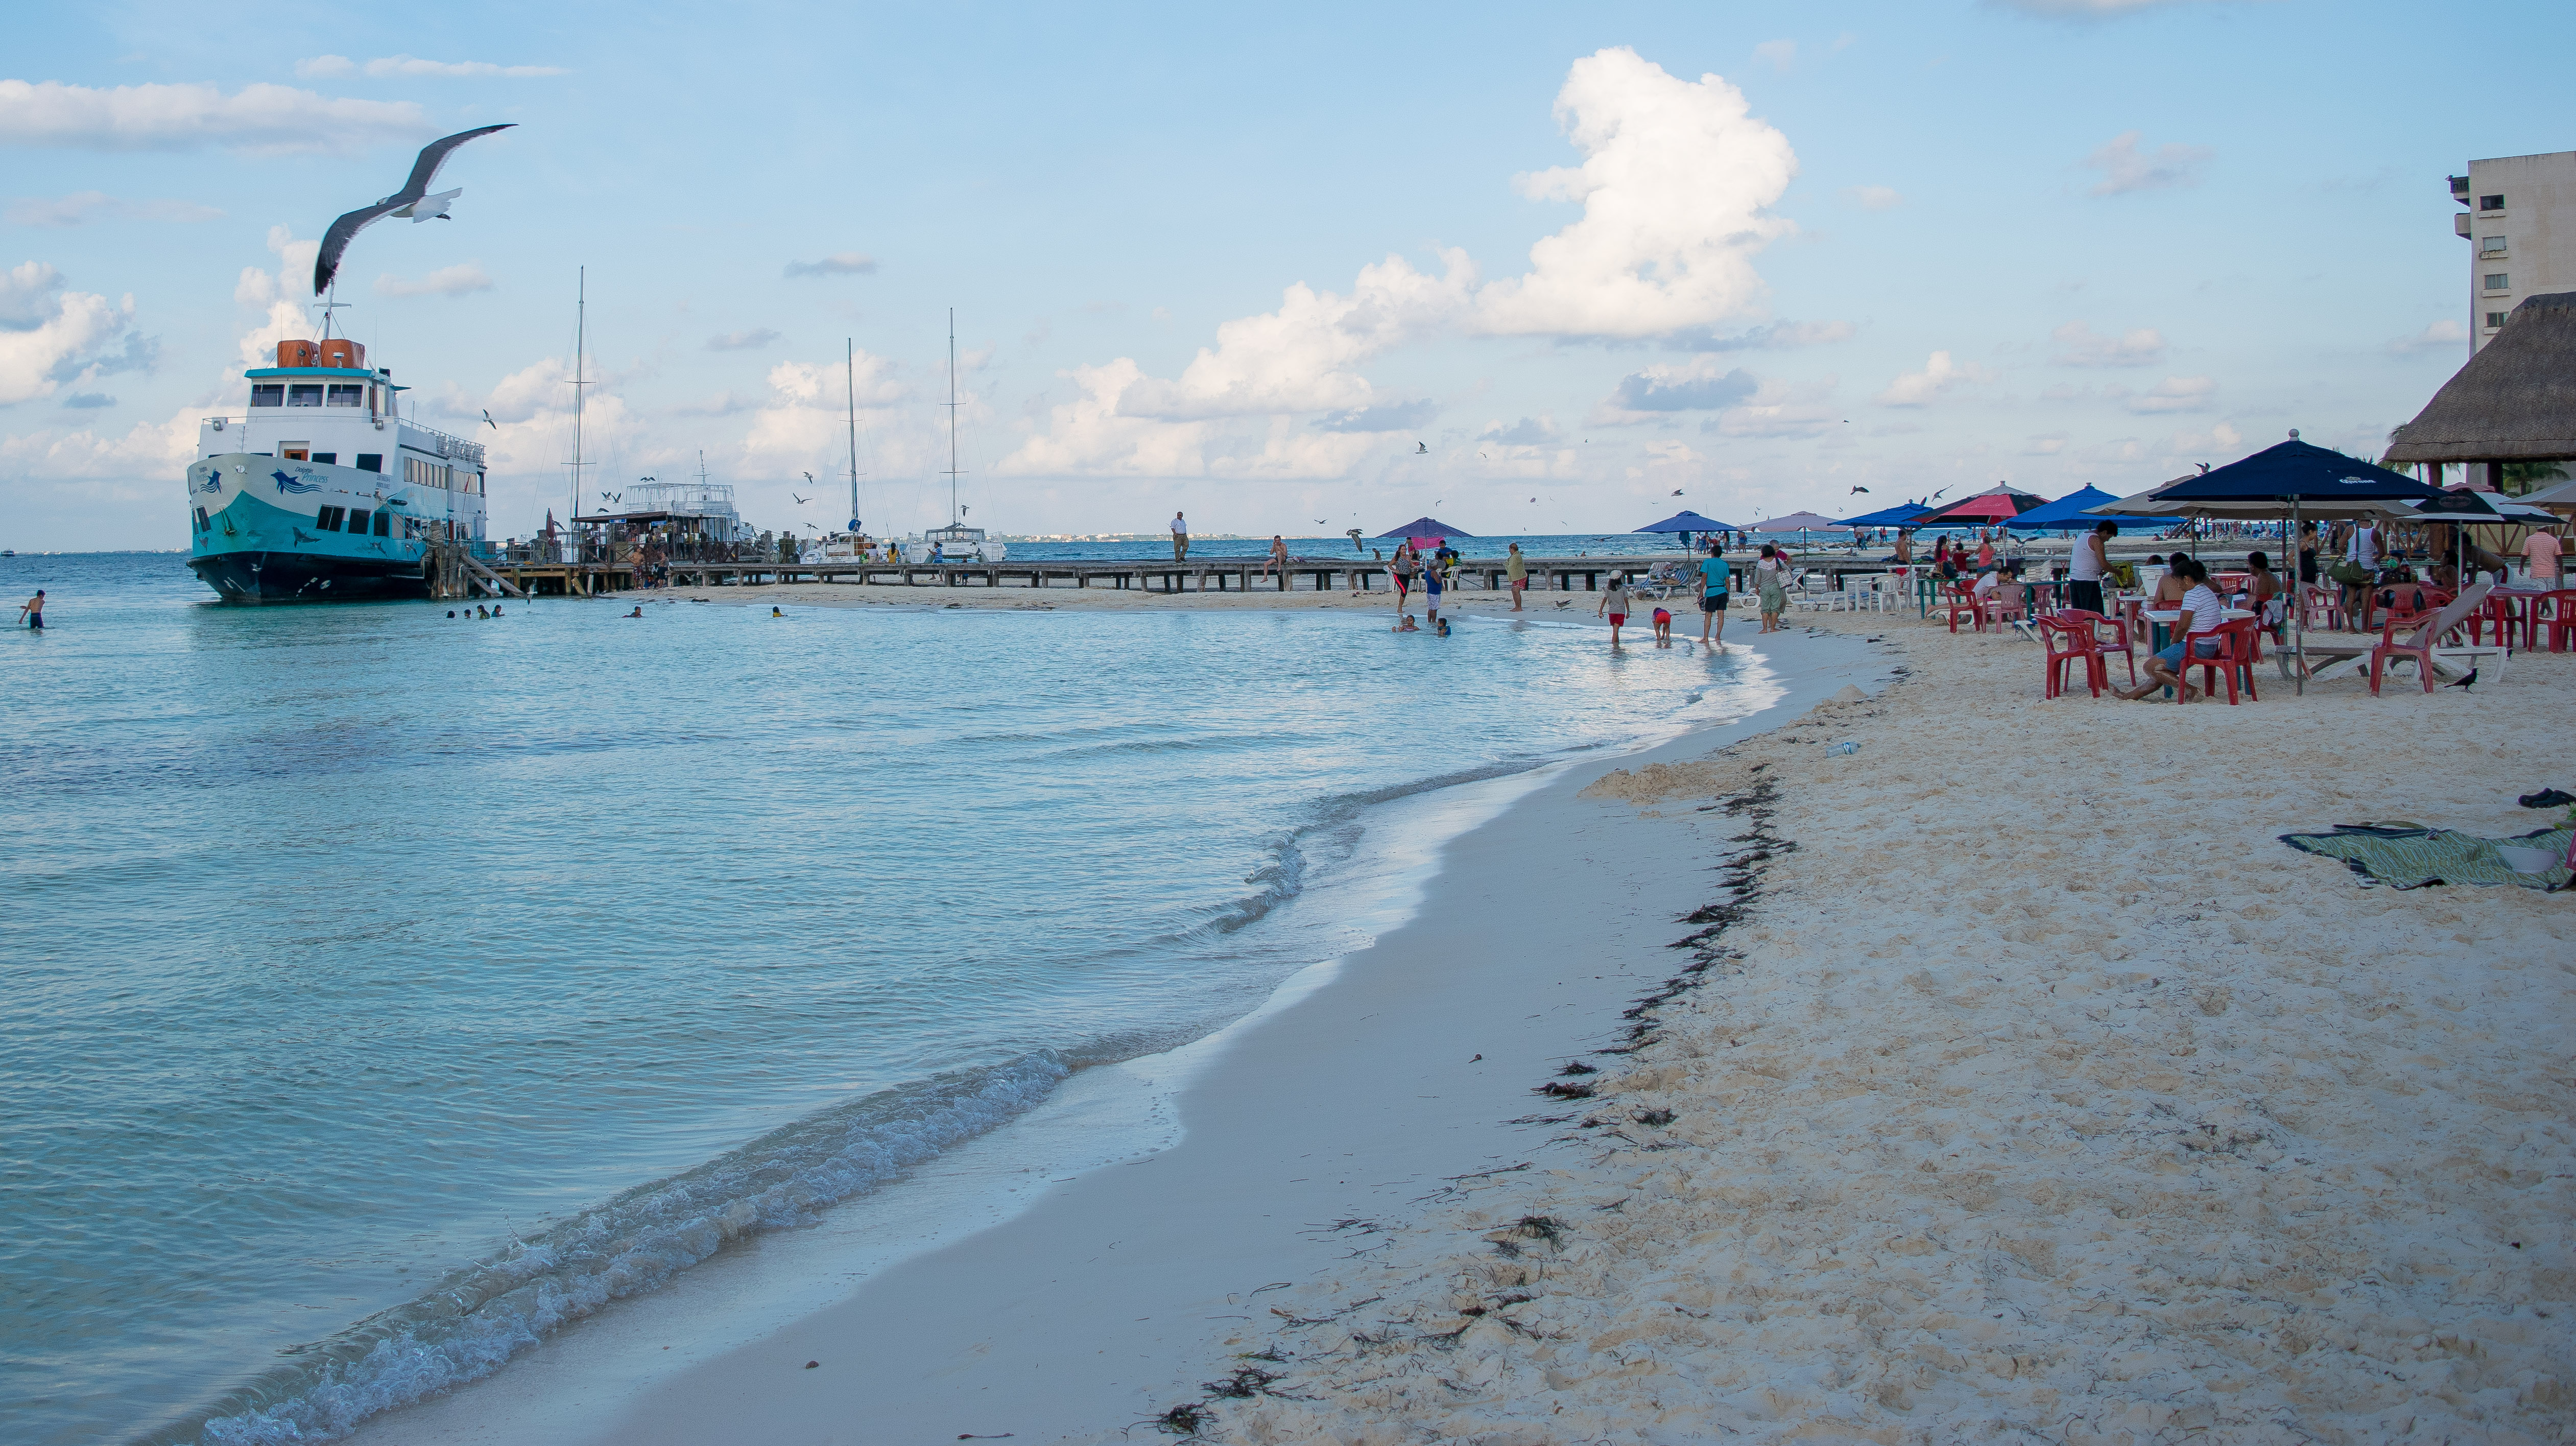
[1850,485,1870,493]
[481,409,496,430]
[314,124,516,296]
[792,492,810,505]
[1415,441,1427,454]
[1671,489,1684,496]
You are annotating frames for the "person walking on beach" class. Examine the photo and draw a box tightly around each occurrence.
[1598,573,1632,645]
[2068,520,2112,615]
[17,588,43,630]
[2524,526,2563,586]
[1698,544,1730,650]
[1505,541,1528,611]
[1170,511,1189,562]
[1754,544,1789,633]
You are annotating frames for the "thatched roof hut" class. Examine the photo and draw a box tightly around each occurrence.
[2386,291,2576,466]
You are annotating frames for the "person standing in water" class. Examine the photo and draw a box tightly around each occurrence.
[1422,556,1444,630]
[1697,544,1730,650]
[1505,542,1528,611]
[17,589,43,630]
[1597,573,1632,645]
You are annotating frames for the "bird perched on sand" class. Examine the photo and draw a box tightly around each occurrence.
[314,124,516,295]
[2446,668,2478,691]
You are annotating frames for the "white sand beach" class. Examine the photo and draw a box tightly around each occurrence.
[354,596,2574,1446]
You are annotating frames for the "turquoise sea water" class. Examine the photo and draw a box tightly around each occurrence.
[0,553,1768,1445]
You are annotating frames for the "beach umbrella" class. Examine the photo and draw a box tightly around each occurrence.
[1914,483,2047,527]
[2146,434,2446,693]
[1746,510,1851,532]
[2007,486,2137,532]
[1635,509,1742,549]
[1836,501,1933,528]
[1374,516,1473,538]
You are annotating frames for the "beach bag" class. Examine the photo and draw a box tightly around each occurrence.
[2328,560,2371,586]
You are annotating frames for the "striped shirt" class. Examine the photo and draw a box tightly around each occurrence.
[2178,584,2226,636]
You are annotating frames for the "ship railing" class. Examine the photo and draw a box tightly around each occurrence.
[397,420,488,468]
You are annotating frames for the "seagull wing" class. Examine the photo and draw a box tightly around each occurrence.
[314,124,515,295]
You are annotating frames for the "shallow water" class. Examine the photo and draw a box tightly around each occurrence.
[0,553,1766,1445]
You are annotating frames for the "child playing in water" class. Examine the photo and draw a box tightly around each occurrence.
[1652,604,1673,646]
[1597,574,1633,645]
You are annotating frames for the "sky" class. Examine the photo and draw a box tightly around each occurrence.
[1,0,2566,550]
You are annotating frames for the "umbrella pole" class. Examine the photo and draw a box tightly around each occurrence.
[2292,495,2305,697]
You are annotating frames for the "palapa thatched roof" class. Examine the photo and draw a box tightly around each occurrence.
[2385,291,2576,464]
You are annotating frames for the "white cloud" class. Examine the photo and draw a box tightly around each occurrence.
[1480,416,1560,445]
[2125,374,2215,413]
[1475,48,1796,339]
[2388,318,2468,355]
[1754,39,1798,71]
[2024,433,2069,455]
[1676,318,1855,351]
[0,404,197,482]
[0,80,423,153]
[707,328,781,351]
[232,226,321,366]
[1704,375,1841,439]
[1598,355,1760,419]
[0,261,140,407]
[1843,185,1902,210]
[2082,130,2212,196]
[374,263,493,298]
[1874,350,1994,407]
[2051,320,2166,367]
[1004,47,1801,480]
[1313,398,1439,433]
[782,252,877,278]
[297,55,567,79]
[4,191,221,226]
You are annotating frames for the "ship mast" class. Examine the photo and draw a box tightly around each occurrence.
[566,267,591,524]
[942,309,961,527]
[846,338,861,533]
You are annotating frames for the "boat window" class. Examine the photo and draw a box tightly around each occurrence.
[310,453,337,465]
[250,384,284,407]
[316,505,346,531]
[355,453,383,473]
[326,385,365,408]
[345,508,371,533]
[194,506,210,532]
[373,510,391,537]
[288,384,324,407]
[281,446,309,461]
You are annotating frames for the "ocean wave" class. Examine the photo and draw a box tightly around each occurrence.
[147,1054,1072,1446]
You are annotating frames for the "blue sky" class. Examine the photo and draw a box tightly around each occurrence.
[1,0,2563,549]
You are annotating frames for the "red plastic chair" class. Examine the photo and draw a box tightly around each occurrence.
[2189,620,2262,705]
[2541,589,2576,653]
[2038,617,2107,698]
[2055,607,2137,684]
[2368,611,2454,696]
[1941,584,1983,634]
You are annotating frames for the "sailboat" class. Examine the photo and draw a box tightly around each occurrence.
[821,338,873,562]
[908,310,1004,563]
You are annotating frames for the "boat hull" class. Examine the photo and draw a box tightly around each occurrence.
[187,550,432,604]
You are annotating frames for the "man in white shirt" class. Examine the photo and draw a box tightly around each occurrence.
[1170,511,1188,562]
[2068,520,2112,614]
[2118,556,2227,702]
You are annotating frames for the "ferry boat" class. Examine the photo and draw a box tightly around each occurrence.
[185,337,489,602]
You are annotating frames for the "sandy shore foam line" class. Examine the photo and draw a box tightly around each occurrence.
[1197,613,2575,1445]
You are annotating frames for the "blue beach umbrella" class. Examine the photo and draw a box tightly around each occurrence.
[2009,486,2137,531]
[1836,501,1933,528]
[1635,510,1742,548]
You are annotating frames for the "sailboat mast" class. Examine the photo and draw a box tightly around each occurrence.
[846,338,860,532]
[944,309,961,526]
[569,267,587,523]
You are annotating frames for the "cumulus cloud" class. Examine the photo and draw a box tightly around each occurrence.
[1874,350,1994,407]
[1703,375,1842,439]
[2051,320,2166,367]
[2124,375,2214,413]
[1313,398,1439,433]
[707,327,781,351]
[1844,185,1902,210]
[374,263,493,298]
[2083,131,2212,196]
[5,191,221,226]
[0,404,198,484]
[0,260,142,407]
[1474,48,1796,338]
[297,55,567,79]
[1480,416,1560,445]
[2388,318,2468,355]
[782,252,877,278]
[0,80,423,153]
[1601,356,1760,418]
[1004,47,1800,480]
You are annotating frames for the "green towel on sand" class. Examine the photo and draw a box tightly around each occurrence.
[2282,823,2573,891]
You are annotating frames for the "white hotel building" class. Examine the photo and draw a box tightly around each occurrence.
[2452,150,2576,352]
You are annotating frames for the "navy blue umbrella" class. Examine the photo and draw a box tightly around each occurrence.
[2009,486,2138,531]
[1836,501,1933,528]
[2153,438,2442,504]
[1635,510,1743,533]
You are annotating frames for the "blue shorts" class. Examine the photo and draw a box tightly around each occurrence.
[2156,637,2223,667]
